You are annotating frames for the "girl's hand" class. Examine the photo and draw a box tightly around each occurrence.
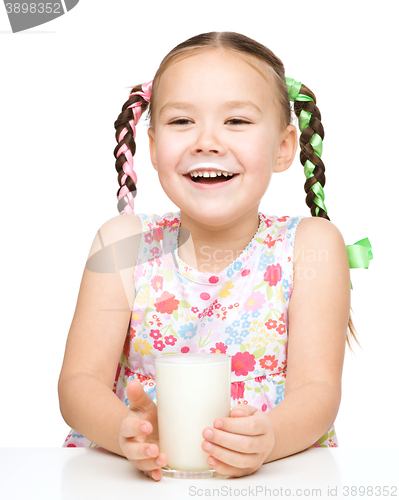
[119,380,168,481]
[201,404,275,478]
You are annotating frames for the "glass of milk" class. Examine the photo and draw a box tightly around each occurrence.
[155,353,231,478]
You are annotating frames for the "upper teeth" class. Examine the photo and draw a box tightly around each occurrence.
[189,171,235,178]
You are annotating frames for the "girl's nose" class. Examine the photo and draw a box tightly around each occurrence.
[190,130,227,156]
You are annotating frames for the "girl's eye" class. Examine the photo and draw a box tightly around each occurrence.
[226,118,251,125]
[169,119,192,125]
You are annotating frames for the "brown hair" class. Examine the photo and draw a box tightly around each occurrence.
[114,31,359,351]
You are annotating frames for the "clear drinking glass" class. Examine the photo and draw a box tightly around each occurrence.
[155,353,231,479]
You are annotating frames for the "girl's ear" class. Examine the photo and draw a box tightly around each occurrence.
[147,127,158,172]
[274,124,298,173]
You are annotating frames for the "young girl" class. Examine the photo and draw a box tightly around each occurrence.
[58,31,372,481]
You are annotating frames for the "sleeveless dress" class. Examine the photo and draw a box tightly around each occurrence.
[63,211,338,449]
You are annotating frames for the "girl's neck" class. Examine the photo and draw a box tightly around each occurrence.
[177,209,261,274]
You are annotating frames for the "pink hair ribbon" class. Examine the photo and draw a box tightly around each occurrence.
[117,80,153,214]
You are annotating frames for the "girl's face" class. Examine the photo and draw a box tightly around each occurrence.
[148,49,297,226]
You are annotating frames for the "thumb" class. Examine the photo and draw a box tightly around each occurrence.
[230,404,258,418]
[126,380,154,413]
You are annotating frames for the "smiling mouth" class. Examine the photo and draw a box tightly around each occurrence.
[184,174,238,184]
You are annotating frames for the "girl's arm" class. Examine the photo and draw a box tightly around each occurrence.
[201,217,350,475]
[58,214,141,455]
[264,216,350,462]
[58,214,169,481]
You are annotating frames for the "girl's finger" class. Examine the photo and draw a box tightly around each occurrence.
[203,429,266,455]
[146,469,163,481]
[123,439,164,461]
[212,446,255,469]
[120,417,152,439]
[127,380,156,414]
[206,456,255,479]
[127,448,168,470]
[230,404,257,417]
[213,411,268,436]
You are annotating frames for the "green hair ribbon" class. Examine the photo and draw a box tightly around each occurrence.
[286,77,302,101]
[285,77,326,218]
[346,238,373,290]
[286,77,374,290]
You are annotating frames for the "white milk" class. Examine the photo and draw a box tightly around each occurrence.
[155,353,231,471]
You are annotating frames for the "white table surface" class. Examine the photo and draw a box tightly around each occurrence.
[0,447,398,500]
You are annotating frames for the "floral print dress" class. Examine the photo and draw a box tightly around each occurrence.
[63,211,337,448]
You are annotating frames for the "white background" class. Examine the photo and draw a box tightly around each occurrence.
[0,0,397,452]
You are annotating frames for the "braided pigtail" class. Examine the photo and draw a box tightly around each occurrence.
[286,78,329,221]
[286,78,362,351]
[114,81,152,215]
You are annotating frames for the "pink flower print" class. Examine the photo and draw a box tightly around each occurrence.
[279,312,285,324]
[144,231,154,244]
[150,246,160,258]
[164,335,177,346]
[165,217,179,230]
[231,352,256,376]
[265,218,272,228]
[264,233,276,249]
[135,264,145,279]
[265,319,277,330]
[244,291,266,313]
[116,387,125,400]
[253,394,269,412]
[152,227,163,243]
[150,330,162,340]
[131,309,144,327]
[154,291,180,314]
[276,323,286,335]
[264,263,282,286]
[154,340,165,351]
[136,373,148,383]
[151,275,164,293]
[231,381,245,400]
[259,355,278,371]
[255,375,267,384]
[181,346,190,353]
[124,367,134,378]
[277,216,289,222]
[191,307,199,314]
[210,342,228,354]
